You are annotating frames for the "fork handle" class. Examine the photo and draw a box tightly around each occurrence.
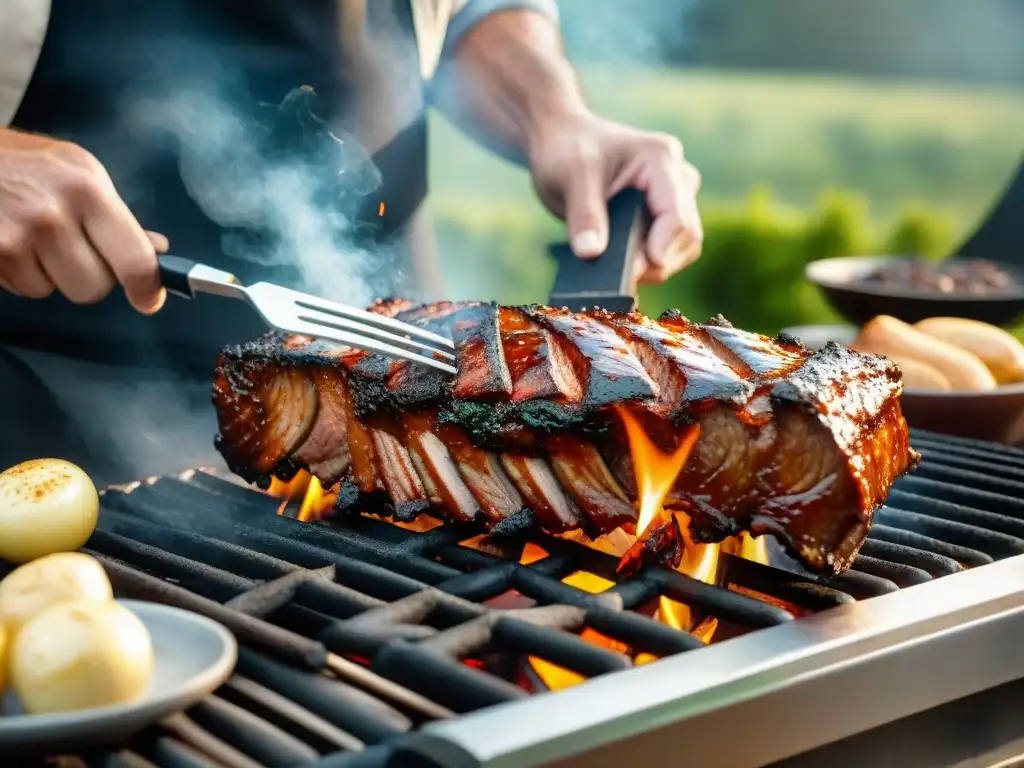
[159,255,199,299]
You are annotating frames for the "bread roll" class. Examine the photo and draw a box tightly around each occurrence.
[914,317,1024,385]
[851,342,952,390]
[854,315,997,391]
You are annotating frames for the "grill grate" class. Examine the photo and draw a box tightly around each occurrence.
[6,428,1024,768]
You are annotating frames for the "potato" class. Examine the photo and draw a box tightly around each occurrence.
[0,552,113,635]
[10,600,154,714]
[0,459,100,564]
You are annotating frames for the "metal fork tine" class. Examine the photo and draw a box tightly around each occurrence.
[293,305,456,362]
[286,317,458,375]
[292,296,455,349]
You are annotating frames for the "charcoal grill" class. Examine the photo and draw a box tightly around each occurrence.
[8,428,1024,768]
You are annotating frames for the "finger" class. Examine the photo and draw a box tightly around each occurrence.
[563,158,609,259]
[146,230,170,254]
[6,253,55,299]
[78,178,164,314]
[646,212,686,268]
[35,220,116,305]
[643,158,702,267]
[639,239,703,285]
[631,247,650,291]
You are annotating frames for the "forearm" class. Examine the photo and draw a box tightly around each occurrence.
[434,8,590,160]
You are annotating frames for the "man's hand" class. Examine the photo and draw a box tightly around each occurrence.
[0,128,167,313]
[436,8,702,287]
[529,115,703,286]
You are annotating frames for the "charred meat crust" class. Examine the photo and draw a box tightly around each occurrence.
[212,301,916,575]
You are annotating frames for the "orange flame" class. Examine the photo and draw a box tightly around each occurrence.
[268,469,443,529]
[268,471,337,522]
[615,406,700,537]
[615,405,714,633]
[268,474,312,516]
[378,201,386,217]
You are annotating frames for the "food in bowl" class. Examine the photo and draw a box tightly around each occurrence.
[9,599,154,714]
[0,458,100,564]
[0,552,114,635]
[851,315,1024,392]
[861,258,1021,296]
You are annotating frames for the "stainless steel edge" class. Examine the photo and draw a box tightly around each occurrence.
[399,555,1024,768]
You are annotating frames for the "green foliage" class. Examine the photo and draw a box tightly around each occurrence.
[884,203,956,258]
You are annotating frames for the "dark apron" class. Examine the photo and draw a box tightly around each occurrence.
[0,0,429,483]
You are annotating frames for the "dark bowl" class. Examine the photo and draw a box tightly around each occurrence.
[804,255,1024,327]
[782,324,1024,445]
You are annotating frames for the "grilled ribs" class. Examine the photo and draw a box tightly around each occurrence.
[212,300,918,574]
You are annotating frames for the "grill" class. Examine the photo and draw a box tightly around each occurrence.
[12,428,1024,768]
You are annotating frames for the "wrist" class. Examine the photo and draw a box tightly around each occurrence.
[523,103,599,162]
[524,108,620,167]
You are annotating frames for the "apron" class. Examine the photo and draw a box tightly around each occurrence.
[0,0,431,483]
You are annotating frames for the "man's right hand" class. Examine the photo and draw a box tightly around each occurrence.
[0,128,167,314]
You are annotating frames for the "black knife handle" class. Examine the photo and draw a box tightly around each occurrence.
[549,187,648,297]
[605,186,647,292]
[158,254,198,299]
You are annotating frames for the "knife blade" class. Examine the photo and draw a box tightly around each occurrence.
[548,187,648,313]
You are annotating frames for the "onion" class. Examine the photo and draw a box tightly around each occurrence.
[10,600,154,714]
[0,552,113,635]
[0,459,100,563]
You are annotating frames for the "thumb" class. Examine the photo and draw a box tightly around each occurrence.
[563,165,609,259]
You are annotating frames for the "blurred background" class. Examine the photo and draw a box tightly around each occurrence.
[429,0,1024,335]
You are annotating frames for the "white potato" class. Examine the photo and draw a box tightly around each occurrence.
[0,552,113,635]
[0,459,100,563]
[10,600,154,714]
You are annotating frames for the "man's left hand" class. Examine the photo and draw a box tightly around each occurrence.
[528,115,703,286]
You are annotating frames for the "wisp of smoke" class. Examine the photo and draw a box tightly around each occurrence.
[113,77,399,480]
[130,84,391,309]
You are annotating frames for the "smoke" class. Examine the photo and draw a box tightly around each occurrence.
[555,0,698,67]
[127,80,393,310]
[105,60,402,480]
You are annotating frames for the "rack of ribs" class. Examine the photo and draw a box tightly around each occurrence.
[212,299,918,575]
